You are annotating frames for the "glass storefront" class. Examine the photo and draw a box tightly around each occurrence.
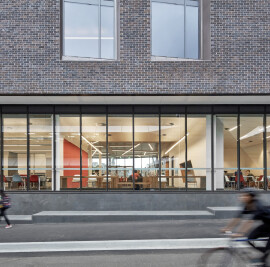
[0,106,269,192]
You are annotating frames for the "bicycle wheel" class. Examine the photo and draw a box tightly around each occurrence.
[198,247,246,267]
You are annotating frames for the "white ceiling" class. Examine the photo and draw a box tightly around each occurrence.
[1,95,270,105]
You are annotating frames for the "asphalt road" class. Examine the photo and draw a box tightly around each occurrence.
[0,219,229,243]
[0,250,208,267]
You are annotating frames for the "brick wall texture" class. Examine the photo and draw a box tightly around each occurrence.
[1,0,269,95]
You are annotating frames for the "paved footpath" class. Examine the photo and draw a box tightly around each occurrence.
[0,219,261,267]
[0,219,228,243]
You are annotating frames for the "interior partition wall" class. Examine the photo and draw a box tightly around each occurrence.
[0,105,270,192]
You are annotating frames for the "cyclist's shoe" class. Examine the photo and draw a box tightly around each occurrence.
[249,257,264,266]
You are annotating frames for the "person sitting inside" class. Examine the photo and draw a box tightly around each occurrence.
[246,170,255,187]
[234,170,246,189]
[128,170,143,190]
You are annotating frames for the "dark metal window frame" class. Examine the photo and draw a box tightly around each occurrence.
[0,104,269,193]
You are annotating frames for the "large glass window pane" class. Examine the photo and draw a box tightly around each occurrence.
[186,5,199,59]
[82,115,106,190]
[214,116,237,191]
[134,115,159,191]
[152,2,184,58]
[187,115,211,190]
[3,115,27,191]
[55,115,80,190]
[101,6,114,59]
[240,115,264,190]
[152,0,199,59]
[267,116,270,189]
[161,115,185,190]
[29,115,53,191]
[108,115,133,190]
[64,1,99,58]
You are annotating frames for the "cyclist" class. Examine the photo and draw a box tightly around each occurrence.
[221,189,270,266]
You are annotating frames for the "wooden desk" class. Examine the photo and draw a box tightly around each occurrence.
[117,182,151,189]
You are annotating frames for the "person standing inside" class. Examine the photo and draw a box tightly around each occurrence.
[0,190,12,229]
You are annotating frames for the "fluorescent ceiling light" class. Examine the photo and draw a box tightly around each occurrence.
[122,143,140,156]
[229,126,238,132]
[165,134,189,155]
[82,136,102,154]
[240,126,264,140]
[148,144,153,151]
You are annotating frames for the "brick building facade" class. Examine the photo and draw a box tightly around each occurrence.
[1,0,269,95]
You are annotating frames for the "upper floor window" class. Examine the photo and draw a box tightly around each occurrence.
[152,0,200,59]
[63,0,116,60]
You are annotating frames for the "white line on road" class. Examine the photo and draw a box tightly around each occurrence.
[0,238,250,253]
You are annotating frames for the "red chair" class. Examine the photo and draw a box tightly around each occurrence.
[30,175,39,189]
[235,174,246,188]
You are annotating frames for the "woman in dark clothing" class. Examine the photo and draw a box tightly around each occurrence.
[0,190,12,228]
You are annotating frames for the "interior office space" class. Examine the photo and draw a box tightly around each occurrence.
[1,103,270,193]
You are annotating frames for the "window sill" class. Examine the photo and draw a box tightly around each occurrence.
[151,56,211,62]
[61,56,117,62]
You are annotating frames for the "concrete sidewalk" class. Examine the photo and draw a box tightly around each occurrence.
[0,219,229,243]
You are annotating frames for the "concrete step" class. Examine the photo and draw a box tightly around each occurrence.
[32,210,215,223]
[2,215,33,224]
[207,206,241,219]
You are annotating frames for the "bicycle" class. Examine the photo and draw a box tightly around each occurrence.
[198,233,270,266]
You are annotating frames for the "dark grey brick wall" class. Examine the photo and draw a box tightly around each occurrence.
[1,0,269,95]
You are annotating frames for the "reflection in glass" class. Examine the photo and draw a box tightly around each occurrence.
[29,115,53,191]
[134,115,159,190]
[240,115,264,190]
[64,2,99,58]
[186,5,199,59]
[161,115,185,190]
[108,115,133,190]
[151,0,199,59]
[187,115,211,190]
[55,115,80,190]
[3,115,27,191]
[101,6,115,59]
[214,116,237,191]
[152,2,184,58]
[82,115,106,190]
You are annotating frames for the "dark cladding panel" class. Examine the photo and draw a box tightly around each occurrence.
[213,105,238,114]
[2,105,27,114]
[160,105,185,114]
[134,105,159,114]
[29,105,54,114]
[55,105,80,114]
[186,105,212,114]
[240,105,265,114]
[81,105,106,114]
[108,105,133,114]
